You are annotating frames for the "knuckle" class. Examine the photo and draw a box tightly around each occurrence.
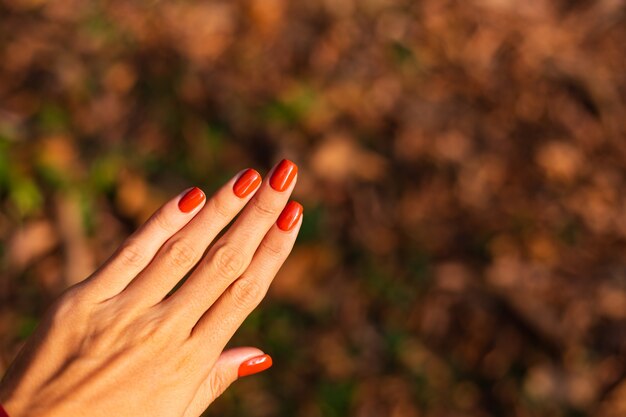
[165,239,196,268]
[152,211,175,233]
[52,295,76,318]
[207,370,232,398]
[259,239,285,259]
[50,288,85,324]
[213,244,246,277]
[209,196,232,220]
[230,278,265,309]
[172,350,194,373]
[251,197,278,218]
[136,318,167,346]
[117,241,145,268]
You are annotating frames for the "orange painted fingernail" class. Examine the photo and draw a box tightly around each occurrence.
[277,201,303,231]
[178,187,205,213]
[269,159,298,192]
[238,354,273,377]
[233,169,262,198]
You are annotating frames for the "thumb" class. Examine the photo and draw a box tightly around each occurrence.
[183,347,273,417]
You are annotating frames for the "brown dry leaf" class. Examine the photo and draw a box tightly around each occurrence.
[524,364,560,401]
[566,186,617,234]
[33,255,63,295]
[536,141,584,183]
[103,62,137,94]
[596,285,626,320]
[162,3,235,64]
[7,220,58,272]
[269,245,336,309]
[565,371,598,408]
[311,134,388,183]
[115,170,150,220]
[3,0,47,12]
[527,233,559,265]
[434,130,472,163]
[458,155,506,208]
[37,135,81,174]
[596,379,626,417]
[435,262,472,292]
[248,0,285,38]
[315,331,355,379]
[43,0,86,22]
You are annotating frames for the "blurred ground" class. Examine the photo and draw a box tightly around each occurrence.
[1,0,626,416]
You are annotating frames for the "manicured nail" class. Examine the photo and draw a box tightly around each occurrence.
[269,159,298,192]
[277,201,303,231]
[178,187,205,213]
[238,354,273,377]
[233,168,262,198]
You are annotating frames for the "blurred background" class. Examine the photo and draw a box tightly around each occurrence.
[1,0,625,416]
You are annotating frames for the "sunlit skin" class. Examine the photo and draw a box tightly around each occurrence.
[0,160,302,417]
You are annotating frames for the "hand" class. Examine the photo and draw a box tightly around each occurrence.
[0,160,302,417]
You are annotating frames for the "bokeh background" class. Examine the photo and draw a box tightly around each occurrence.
[1,0,626,416]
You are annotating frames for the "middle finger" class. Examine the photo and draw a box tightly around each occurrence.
[165,159,298,323]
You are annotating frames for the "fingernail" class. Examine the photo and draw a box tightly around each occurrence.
[269,159,298,192]
[178,187,206,213]
[238,354,273,377]
[233,169,262,198]
[277,201,303,231]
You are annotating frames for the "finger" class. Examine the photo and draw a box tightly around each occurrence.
[183,348,271,417]
[121,168,262,307]
[81,187,206,301]
[190,201,303,353]
[168,159,298,322]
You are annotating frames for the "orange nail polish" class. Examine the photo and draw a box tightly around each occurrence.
[269,159,298,192]
[238,354,273,377]
[277,201,303,231]
[178,187,205,213]
[233,169,262,198]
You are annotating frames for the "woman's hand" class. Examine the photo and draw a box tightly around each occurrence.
[0,160,302,417]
